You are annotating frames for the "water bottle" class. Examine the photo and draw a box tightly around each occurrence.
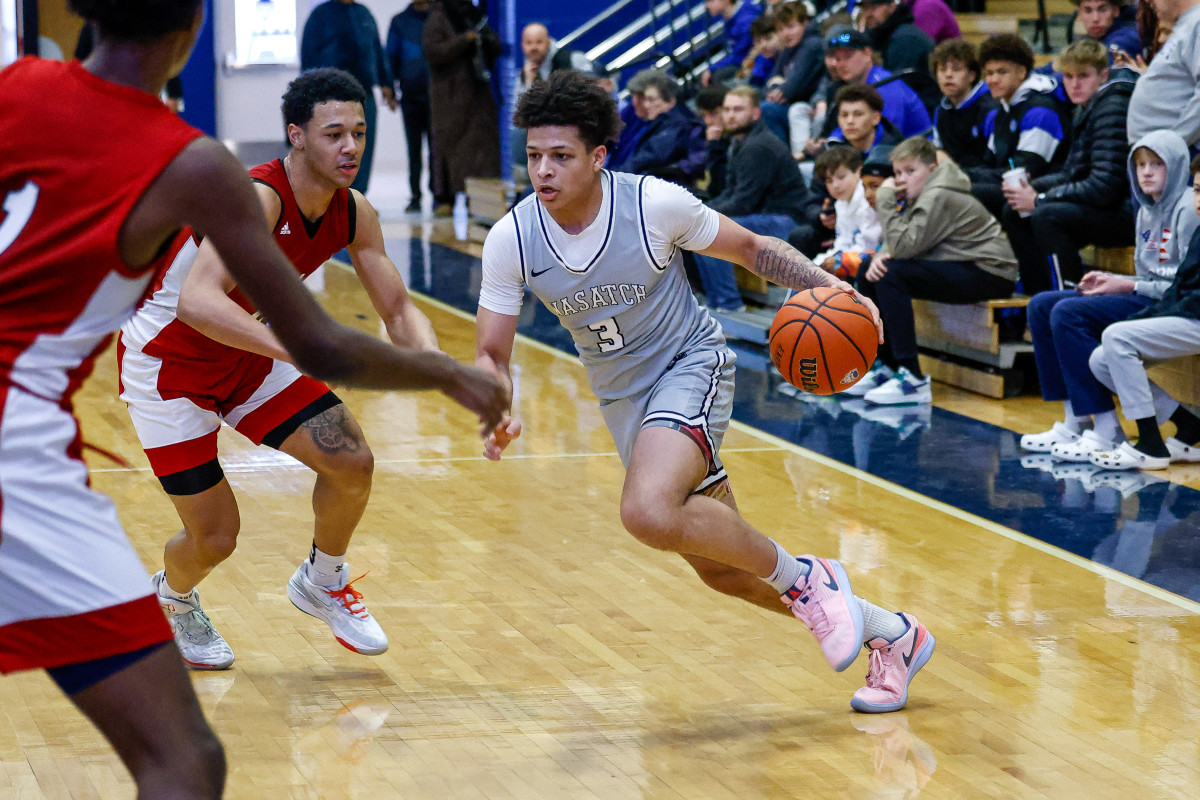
[453,192,469,241]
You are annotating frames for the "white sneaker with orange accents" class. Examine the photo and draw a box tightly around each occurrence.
[287,562,388,655]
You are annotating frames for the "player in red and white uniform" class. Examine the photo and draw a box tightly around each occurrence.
[119,69,436,668]
[0,3,506,795]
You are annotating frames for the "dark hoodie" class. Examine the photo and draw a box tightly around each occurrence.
[867,3,934,77]
[768,23,825,103]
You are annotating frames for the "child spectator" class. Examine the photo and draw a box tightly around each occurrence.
[702,0,763,85]
[1019,131,1199,462]
[695,85,730,199]
[966,34,1072,220]
[1000,39,1135,294]
[856,136,1017,405]
[860,144,895,210]
[739,16,781,87]
[760,2,825,157]
[930,38,995,169]
[1088,158,1200,470]
[812,147,882,280]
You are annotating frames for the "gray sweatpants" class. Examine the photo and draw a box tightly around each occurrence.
[1088,316,1200,421]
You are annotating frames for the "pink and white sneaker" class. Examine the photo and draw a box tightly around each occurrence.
[781,557,865,672]
[851,612,935,713]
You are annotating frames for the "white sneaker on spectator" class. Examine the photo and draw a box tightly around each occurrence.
[842,362,894,397]
[1050,429,1117,462]
[863,367,931,406]
[1019,422,1080,453]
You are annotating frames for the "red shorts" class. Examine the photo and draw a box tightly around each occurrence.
[118,343,330,477]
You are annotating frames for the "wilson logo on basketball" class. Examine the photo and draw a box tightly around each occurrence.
[798,357,820,393]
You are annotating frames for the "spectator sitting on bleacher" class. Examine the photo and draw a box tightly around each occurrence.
[853,136,1017,405]
[694,86,809,311]
[1001,39,1135,295]
[609,70,707,190]
[1088,162,1200,471]
[822,29,933,139]
[930,39,996,169]
[902,0,961,43]
[966,34,1072,220]
[812,147,882,279]
[695,85,730,199]
[1126,0,1200,146]
[1018,130,1199,462]
[739,16,781,87]
[788,88,902,258]
[702,0,763,86]
[1071,0,1142,60]
[828,84,905,155]
[760,2,826,158]
[857,0,938,109]
[860,143,895,210]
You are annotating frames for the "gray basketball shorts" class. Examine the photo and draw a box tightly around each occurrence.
[599,346,736,492]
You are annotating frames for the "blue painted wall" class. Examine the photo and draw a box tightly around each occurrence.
[178,0,217,136]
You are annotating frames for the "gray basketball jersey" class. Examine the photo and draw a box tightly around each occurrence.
[512,171,728,401]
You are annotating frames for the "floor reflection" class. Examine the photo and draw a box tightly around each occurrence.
[406,239,1200,605]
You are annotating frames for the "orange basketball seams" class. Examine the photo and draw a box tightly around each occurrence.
[769,287,879,395]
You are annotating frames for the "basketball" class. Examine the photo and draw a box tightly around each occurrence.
[769,287,879,395]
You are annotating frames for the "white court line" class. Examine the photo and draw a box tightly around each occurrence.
[413,290,1200,615]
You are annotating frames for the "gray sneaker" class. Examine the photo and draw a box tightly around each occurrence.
[287,562,388,655]
[152,570,234,670]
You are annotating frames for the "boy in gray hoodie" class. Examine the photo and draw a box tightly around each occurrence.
[853,136,1018,405]
[1019,130,1199,463]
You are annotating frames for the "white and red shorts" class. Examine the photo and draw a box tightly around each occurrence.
[118,343,332,480]
[0,385,171,673]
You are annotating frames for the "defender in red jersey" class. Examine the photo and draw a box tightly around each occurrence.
[0,3,506,796]
[119,69,436,667]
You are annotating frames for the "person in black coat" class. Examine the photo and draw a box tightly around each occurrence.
[858,0,938,109]
[612,70,706,190]
[387,0,440,212]
[930,38,996,169]
[1001,40,1136,292]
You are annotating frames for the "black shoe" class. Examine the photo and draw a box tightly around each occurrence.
[405,200,421,214]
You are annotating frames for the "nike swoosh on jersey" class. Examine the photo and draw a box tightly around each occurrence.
[530,266,554,277]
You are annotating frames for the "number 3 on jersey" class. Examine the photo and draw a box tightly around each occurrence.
[0,182,39,257]
[588,317,625,352]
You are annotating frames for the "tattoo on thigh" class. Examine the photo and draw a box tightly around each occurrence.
[302,405,363,454]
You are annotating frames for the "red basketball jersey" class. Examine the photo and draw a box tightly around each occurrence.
[126,158,355,363]
[0,58,202,404]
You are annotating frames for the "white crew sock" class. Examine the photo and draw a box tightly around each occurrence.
[858,600,907,643]
[1061,400,1085,434]
[764,540,809,594]
[1093,410,1125,444]
[308,543,345,589]
[159,576,194,602]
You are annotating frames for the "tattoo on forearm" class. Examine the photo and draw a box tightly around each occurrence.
[302,405,363,454]
[754,239,835,290]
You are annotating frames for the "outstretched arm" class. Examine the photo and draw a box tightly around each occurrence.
[348,192,439,351]
[695,214,883,341]
[125,136,508,434]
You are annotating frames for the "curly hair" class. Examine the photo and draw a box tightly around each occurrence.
[514,70,623,149]
[978,33,1035,74]
[930,38,980,77]
[282,69,368,130]
[69,0,201,41]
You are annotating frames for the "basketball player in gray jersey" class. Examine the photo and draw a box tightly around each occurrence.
[477,71,934,713]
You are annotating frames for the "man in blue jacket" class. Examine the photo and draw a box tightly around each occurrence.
[824,30,932,139]
[609,70,707,190]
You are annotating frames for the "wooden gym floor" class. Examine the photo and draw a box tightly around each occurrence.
[3,223,1200,799]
